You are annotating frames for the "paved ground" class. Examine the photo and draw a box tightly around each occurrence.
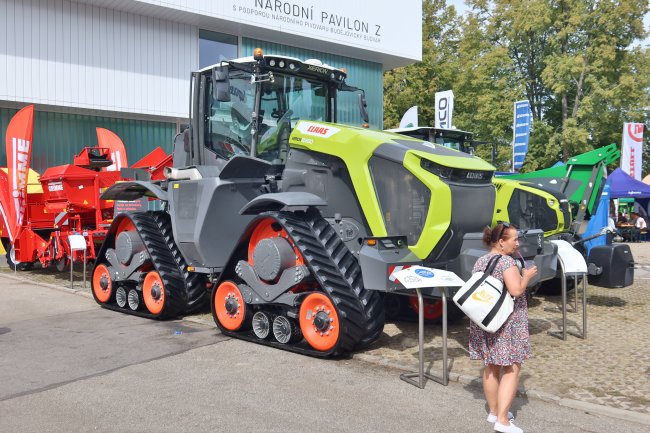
[2,241,650,425]
[1,275,649,433]
[357,242,650,416]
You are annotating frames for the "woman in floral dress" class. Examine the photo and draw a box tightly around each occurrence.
[469,222,537,433]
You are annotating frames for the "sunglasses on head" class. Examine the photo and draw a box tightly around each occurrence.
[497,220,511,228]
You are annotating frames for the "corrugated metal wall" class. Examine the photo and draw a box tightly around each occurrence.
[242,39,384,129]
[0,0,196,118]
[0,107,175,174]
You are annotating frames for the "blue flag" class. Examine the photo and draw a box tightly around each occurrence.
[512,100,532,171]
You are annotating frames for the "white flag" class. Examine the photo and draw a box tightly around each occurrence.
[435,90,454,129]
[399,106,418,128]
[621,123,645,180]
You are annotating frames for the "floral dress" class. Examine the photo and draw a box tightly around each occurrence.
[468,253,532,366]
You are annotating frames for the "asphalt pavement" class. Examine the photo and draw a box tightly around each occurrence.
[1,274,649,433]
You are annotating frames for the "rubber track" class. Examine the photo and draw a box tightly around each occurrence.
[275,208,385,353]
[94,211,206,319]
[149,212,207,314]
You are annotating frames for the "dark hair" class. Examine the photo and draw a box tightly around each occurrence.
[482,221,518,246]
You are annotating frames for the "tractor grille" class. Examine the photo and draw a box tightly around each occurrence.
[369,156,430,245]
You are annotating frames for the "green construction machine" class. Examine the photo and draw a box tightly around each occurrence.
[504,144,620,238]
[91,50,516,356]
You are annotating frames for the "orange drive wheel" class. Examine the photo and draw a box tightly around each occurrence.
[299,292,340,352]
[408,296,443,321]
[248,218,304,266]
[92,264,113,303]
[143,271,166,315]
[214,281,247,331]
[114,217,136,235]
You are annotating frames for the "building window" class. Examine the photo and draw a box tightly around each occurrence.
[199,30,238,69]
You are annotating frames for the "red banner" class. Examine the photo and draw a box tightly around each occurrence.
[97,127,128,172]
[4,105,34,241]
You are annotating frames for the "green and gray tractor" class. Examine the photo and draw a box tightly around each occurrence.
[92,50,513,356]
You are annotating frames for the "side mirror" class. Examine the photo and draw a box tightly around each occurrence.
[212,66,231,102]
[182,127,191,153]
[358,93,369,126]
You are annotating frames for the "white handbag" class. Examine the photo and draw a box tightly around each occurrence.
[453,255,514,333]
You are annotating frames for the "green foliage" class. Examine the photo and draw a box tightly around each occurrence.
[385,0,650,173]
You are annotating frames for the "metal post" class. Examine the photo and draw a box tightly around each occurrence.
[83,249,87,289]
[548,258,567,340]
[400,288,437,388]
[70,251,74,290]
[439,288,449,386]
[583,277,587,338]
[568,275,588,340]
[574,274,578,312]
[400,288,449,388]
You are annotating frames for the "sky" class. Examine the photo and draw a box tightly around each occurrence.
[447,0,650,48]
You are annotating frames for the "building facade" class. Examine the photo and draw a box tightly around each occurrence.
[0,0,421,171]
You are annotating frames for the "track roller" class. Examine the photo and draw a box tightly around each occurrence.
[127,289,140,310]
[272,315,301,344]
[115,286,127,308]
[252,311,273,339]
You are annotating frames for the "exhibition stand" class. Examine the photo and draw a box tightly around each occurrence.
[391,266,464,388]
[68,234,87,290]
[548,240,589,340]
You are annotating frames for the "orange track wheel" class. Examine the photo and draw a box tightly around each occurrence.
[248,218,304,267]
[114,217,136,235]
[408,296,443,321]
[143,271,166,315]
[299,292,340,352]
[92,264,113,303]
[214,281,247,331]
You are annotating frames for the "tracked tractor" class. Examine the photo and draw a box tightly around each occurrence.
[93,49,498,356]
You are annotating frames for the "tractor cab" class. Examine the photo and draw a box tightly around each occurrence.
[388,126,476,154]
[179,48,368,171]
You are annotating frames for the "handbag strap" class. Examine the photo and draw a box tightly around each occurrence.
[484,254,502,276]
[456,255,502,306]
[481,280,510,327]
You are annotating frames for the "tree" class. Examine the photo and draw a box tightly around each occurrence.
[469,0,649,169]
[383,0,462,129]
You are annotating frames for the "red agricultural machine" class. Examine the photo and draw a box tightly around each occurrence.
[0,105,172,271]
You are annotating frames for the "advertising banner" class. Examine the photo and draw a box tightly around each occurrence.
[4,105,34,241]
[170,0,422,63]
[97,128,128,172]
[512,100,532,171]
[434,90,454,129]
[399,106,418,128]
[621,122,645,180]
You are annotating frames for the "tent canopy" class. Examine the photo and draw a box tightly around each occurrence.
[606,168,650,199]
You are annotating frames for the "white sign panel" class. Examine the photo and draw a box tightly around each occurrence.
[391,266,465,289]
[435,90,454,129]
[135,0,421,62]
[621,122,645,180]
[550,240,588,275]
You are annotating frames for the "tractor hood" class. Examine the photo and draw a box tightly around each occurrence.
[288,121,496,262]
[290,121,495,172]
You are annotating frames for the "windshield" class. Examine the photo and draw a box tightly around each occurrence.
[202,68,330,163]
[257,73,328,163]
